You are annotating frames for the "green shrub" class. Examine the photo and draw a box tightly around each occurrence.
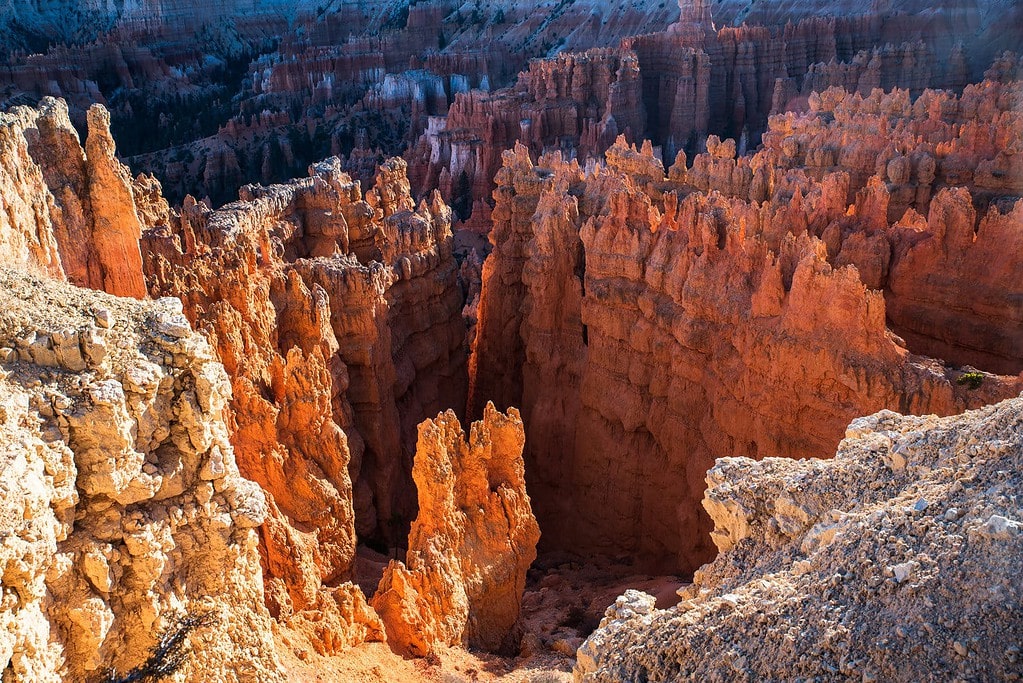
[956,371,984,390]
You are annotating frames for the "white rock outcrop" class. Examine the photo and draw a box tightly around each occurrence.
[0,268,282,682]
[576,397,1023,682]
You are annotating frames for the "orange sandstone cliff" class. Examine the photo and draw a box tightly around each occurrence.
[469,129,1023,573]
[142,156,467,649]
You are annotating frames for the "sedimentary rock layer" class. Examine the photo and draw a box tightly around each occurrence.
[576,395,1023,681]
[0,269,281,681]
[409,0,1023,215]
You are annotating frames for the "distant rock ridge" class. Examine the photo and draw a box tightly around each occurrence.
[409,1,1022,217]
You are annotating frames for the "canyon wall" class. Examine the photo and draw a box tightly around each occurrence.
[0,95,551,671]
[577,395,1023,681]
[469,116,1023,572]
[0,269,281,681]
[143,155,466,648]
[0,95,467,654]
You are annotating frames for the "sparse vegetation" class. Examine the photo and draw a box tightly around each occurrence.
[101,611,214,683]
[957,371,985,390]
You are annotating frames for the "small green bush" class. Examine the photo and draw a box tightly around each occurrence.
[956,371,984,390]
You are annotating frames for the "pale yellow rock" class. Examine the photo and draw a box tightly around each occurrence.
[0,268,283,681]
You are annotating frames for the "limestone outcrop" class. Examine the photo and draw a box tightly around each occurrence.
[469,134,1022,574]
[576,395,1023,682]
[372,403,540,656]
[0,268,281,681]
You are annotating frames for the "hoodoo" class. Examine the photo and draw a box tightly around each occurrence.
[0,0,1020,680]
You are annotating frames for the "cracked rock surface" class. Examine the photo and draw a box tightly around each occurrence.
[0,268,281,682]
[576,396,1023,682]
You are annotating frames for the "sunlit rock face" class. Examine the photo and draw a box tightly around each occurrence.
[0,269,282,682]
[0,97,158,298]
[142,156,467,649]
[468,114,1023,572]
[373,403,540,656]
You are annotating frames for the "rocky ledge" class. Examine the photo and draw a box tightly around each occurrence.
[577,395,1023,681]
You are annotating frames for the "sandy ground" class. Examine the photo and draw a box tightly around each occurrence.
[276,554,686,682]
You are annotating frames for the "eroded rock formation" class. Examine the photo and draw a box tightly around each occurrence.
[469,132,1022,573]
[0,269,281,681]
[373,403,540,656]
[0,96,164,297]
[576,395,1023,681]
[143,155,465,649]
[408,0,1023,216]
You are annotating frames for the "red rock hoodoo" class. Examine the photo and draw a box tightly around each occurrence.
[0,0,1021,680]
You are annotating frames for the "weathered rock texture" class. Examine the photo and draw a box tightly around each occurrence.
[0,268,281,681]
[576,395,1023,682]
[408,0,1022,215]
[372,403,540,656]
[143,156,465,649]
[469,131,1022,573]
[0,97,165,297]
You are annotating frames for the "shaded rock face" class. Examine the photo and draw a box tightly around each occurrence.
[469,122,1022,573]
[372,403,540,656]
[0,97,164,297]
[576,395,1023,682]
[0,269,281,682]
[142,156,466,648]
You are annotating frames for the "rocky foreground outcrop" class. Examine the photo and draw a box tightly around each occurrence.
[0,269,280,681]
[576,395,1023,682]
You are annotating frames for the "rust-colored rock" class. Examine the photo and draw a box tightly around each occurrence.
[84,105,147,298]
[372,403,540,656]
[143,156,466,650]
[469,134,1022,574]
[0,98,156,298]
